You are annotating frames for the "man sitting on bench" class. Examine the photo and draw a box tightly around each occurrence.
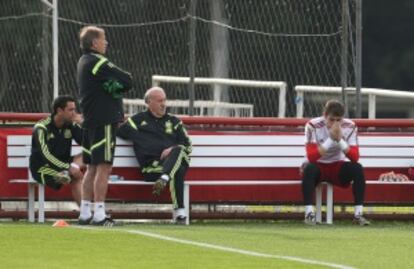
[29,95,84,205]
[118,87,192,224]
[302,100,370,226]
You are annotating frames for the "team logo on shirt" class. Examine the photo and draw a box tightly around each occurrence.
[64,129,72,139]
[165,121,173,134]
[47,133,55,140]
[141,121,147,126]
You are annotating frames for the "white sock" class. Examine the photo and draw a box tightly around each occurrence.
[93,202,106,222]
[79,200,92,220]
[354,205,363,217]
[161,174,169,182]
[305,205,314,215]
[174,208,186,218]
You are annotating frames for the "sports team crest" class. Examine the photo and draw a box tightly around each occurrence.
[165,120,173,134]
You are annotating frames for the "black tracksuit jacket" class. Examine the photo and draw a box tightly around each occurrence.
[77,50,132,128]
[29,116,83,173]
[117,110,192,169]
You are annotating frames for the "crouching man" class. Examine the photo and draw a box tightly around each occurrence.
[118,87,192,224]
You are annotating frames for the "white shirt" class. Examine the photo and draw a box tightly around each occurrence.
[305,116,358,163]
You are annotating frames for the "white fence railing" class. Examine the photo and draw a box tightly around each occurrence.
[295,85,414,119]
[123,99,254,117]
[152,75,287,117]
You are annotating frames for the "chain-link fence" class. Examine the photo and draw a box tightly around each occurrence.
[0,0,357,117]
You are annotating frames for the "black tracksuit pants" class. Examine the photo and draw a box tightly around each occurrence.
[143,146,189,209]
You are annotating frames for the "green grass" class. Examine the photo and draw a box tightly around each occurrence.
[0,220,413,268]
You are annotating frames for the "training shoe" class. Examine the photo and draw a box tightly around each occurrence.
[91,216,119,227]
[152,178,167,196]
[78,216,92,225]
[172,208,187,225]
[174,215,187,225]
[304,212,316,225]
[353,214,370,226]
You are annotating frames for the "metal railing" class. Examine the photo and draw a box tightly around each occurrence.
[152,75,287,117]
[295,85,414,118]
[123,99,253,117]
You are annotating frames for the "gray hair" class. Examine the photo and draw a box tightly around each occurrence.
[144,87,165,104]
[79,26,104,51]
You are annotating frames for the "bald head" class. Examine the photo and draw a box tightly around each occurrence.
[79,26,106,53]
[144,87,167,118]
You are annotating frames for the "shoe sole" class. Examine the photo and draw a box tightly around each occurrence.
[90,220,123,227]
[90,221,115,226]
[173,216,187,225]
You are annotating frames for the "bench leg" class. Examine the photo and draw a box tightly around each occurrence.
[184,183,190,225]
[315,184,322,223]
[38,184,45,223]
[28,184,35,223]
[326,183,333,224]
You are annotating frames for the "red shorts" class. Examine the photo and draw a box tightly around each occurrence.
[317,161,350,188]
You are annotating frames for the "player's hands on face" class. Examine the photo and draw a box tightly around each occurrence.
[330,121,342,141]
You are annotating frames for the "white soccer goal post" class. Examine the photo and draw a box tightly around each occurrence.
[295,85,414,119]
[151,75,287,118]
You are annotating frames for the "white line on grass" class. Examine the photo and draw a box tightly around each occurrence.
[74,226,355,269]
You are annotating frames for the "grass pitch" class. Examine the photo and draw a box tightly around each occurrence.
[0,220,413,269]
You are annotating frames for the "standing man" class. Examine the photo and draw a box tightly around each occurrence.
[302,100,370,226]
[30,95,84,205]
[77,26,132,226]
[117,87,192,224]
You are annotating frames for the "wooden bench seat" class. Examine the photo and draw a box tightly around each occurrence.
[5,130,414,224]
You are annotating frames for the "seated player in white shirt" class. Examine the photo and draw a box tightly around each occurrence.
[302,100,370,226]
